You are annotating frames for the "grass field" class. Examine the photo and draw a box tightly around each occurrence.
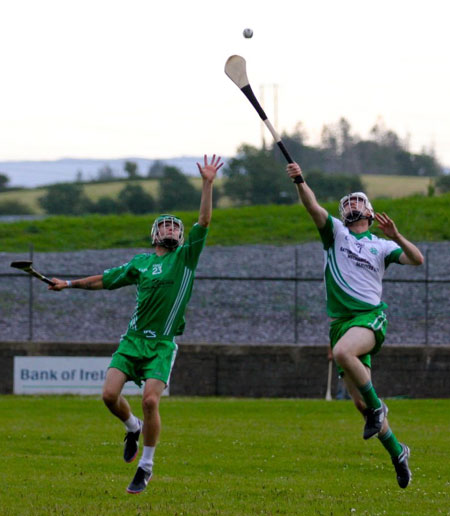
[360,175,434,199]
[1,397,449,515]
[0,178,207,214]
[0,193,449,252]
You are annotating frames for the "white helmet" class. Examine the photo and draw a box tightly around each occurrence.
[339,192,375,226]
[151,214,184,249]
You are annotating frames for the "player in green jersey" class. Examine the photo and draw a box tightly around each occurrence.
[287,161,424,489]
[49,154,223,494]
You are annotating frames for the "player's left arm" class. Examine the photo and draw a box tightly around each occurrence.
[196,154,224,228]
[375,212,424,265]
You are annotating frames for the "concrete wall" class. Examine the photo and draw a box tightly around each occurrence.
[1,341,449,398]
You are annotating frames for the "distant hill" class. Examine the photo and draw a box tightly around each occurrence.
[0,156,218,188]
[0,157,447,189]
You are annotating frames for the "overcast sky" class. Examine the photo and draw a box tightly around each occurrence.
[1,0,449,166]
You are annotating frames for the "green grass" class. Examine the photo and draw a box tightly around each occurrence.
[1,397,449,515]
[0,193,449,252]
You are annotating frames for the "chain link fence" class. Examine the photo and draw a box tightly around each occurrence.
[0,243,448,346]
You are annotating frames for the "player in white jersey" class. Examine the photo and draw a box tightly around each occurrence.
[287,162,424,489]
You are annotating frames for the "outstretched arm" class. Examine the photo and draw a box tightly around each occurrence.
[286,163,328,229]
[375,213,424,266]
[196,154,223,228]
[48,274,104,291]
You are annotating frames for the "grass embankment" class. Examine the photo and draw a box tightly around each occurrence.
[1,396,449,515]
[0,193,448,252]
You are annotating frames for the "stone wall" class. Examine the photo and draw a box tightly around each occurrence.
[0,242,449,346]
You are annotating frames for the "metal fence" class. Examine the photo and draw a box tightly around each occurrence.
[1,247,448,346]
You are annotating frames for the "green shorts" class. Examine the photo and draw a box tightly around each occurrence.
[329,309,388,376]
[109,333,178,387]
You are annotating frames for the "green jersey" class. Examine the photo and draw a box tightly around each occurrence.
[102,223,208,341]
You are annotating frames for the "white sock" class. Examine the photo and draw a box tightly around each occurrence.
[138,446,155,473]
[124,414,140,433]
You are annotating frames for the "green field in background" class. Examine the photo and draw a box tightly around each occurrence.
[1,396,449,515]
[0,174,436,214]
[0,193,448,252]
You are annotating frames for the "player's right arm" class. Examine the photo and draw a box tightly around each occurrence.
[287,162,328,230]
[50,257,140,292]
[49,275,104,291]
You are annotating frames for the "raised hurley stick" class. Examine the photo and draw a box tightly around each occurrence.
[224,54,304,184]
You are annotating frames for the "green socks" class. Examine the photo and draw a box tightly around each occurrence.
[358,381,382,410]
[378,428,403,458]
[358,381,403,459]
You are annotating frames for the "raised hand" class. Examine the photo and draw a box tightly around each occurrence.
[196,154,223,183]
[286,162,303,182]
[375,212,400,239]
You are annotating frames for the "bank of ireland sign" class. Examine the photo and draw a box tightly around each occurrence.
[14,356,146,395]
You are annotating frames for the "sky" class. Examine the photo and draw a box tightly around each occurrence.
[0,0,449,167]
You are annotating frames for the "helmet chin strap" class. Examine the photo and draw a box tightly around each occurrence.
[345,212,372,226]
[158,237,179,249]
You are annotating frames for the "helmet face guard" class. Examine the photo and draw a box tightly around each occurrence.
[339,192,375,226]
[151,214,184,249]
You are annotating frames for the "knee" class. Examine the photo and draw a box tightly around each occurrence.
[142,392,160,414]
[332,345,348,367]
[102,387,119,408]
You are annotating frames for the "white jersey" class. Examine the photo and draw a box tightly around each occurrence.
[319,215,403,318]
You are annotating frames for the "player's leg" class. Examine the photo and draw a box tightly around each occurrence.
[127,378,165,494]
[102,367,130,420]
[102,367,143,463]
[378,415,411,488]
[333,327,387,439]
[342,366,370,415]
[141,378,166,454]
[343,364,411,487]
[127,339,177,494]
[333,326,375,387]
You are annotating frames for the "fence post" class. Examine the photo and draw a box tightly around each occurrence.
[425,248,429,346]
[294,247,298,344]
[28,244,34,341]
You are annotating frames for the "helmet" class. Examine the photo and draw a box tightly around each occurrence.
[339,192,375,226]
[151,214,184,249]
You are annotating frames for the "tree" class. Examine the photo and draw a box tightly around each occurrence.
[222,145,297,206]
[117,183,155,214]
[410,153,442,177]
[97,165,114,181]
[273,129,324,172]
[0,200,34,215]
[304,170,364,201]
[148,160,165,178]
[436,174,450,193]
[124,161,139,179]
[0,173,10,191]
[75,170,83,183]
[320,124,339,173]
[39,183,93,215]
[158,166,202,211]
[90,196,124,215]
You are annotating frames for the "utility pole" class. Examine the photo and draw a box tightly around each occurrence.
[260,85,266,149]
[259,83,279,149]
